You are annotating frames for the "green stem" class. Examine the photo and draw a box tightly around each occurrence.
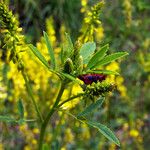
[22,71,43,123]
[57,93,84,108]
[38,81,65,150]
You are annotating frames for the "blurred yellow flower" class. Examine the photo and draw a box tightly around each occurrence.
[109,143,116,150]
[95,26,104,41]
[33,128,40,134]
[61,147,66,150]
[0,143,4,150]
[81,124,90,140]
[31,139,37,145]
[81,0,88,13]
[129,129,139,138]
[123,0,132,27]
[64,128,74,143]
[24,145,32,150]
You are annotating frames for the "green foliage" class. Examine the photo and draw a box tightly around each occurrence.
[1,0,149,149]
[0,116,16,123]
[17,99,24,119]
[86,121,120,146]
[62,33,74,63]
[43,31,56,70]
[79,42,96,64]
[29,44,50,69]
[87,70,120,75]
[87,44,109,69]
[77,97,104,117]
[92,52,128,68]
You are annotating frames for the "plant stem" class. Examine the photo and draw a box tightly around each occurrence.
[57,93,84,108]
[22,71,43,123]
[38,81,65,150]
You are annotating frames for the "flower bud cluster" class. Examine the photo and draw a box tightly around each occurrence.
[0,2,25,70]
[79,1,104,43]
[82,81,115,100]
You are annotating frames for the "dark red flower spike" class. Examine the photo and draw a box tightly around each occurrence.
[78,74,106,85]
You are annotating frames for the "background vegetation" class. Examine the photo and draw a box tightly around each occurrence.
[0,0,150,149]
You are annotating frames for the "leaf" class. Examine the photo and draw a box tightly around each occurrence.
[86,121,120,146]
[17,98,24,119]
[62,33,74,61]
[92,52,128,69]
[61,73,80,84]
[87,70,120,75]
[87,44,109,69]
[65,33,74,52]
[79,42,96,64]
[43,31,56,70]
[29,44,50,69]
[77,97,104,117]
[0,116,16,123]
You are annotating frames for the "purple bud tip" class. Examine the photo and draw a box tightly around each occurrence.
[78,73,106,85]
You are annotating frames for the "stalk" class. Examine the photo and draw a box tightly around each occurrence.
[22,70,43,123]
[57,93,84,108]
[38,81,65,150]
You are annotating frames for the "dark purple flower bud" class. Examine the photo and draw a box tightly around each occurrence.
[78,74,106,85]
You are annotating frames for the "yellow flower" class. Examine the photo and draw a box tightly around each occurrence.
[33,128,40,134]
[109,143,116,150]
[123,0,132,27]
[81,124,90,140]
[81,0,88,7]
[95,26,104,41]
[81,0,88,13]
[61,147,66,150]
[64,128,74,143]
[24,145,32,150]
[129,129,139,138]
[31,139,37,145]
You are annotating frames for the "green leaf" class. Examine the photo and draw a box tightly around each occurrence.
[62,33,74,61]
[87,70,120,75]
[87,44,109,69]
[65,33,74,52]
[0,116,16,123]
[29,44,50,69]
[86,121,120,146]
[60,73,80,84]
[79,42,96,64]
[77,97,104,117]
[17,98,24,119]
[43,31,56,70]
[92,52,128,68]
